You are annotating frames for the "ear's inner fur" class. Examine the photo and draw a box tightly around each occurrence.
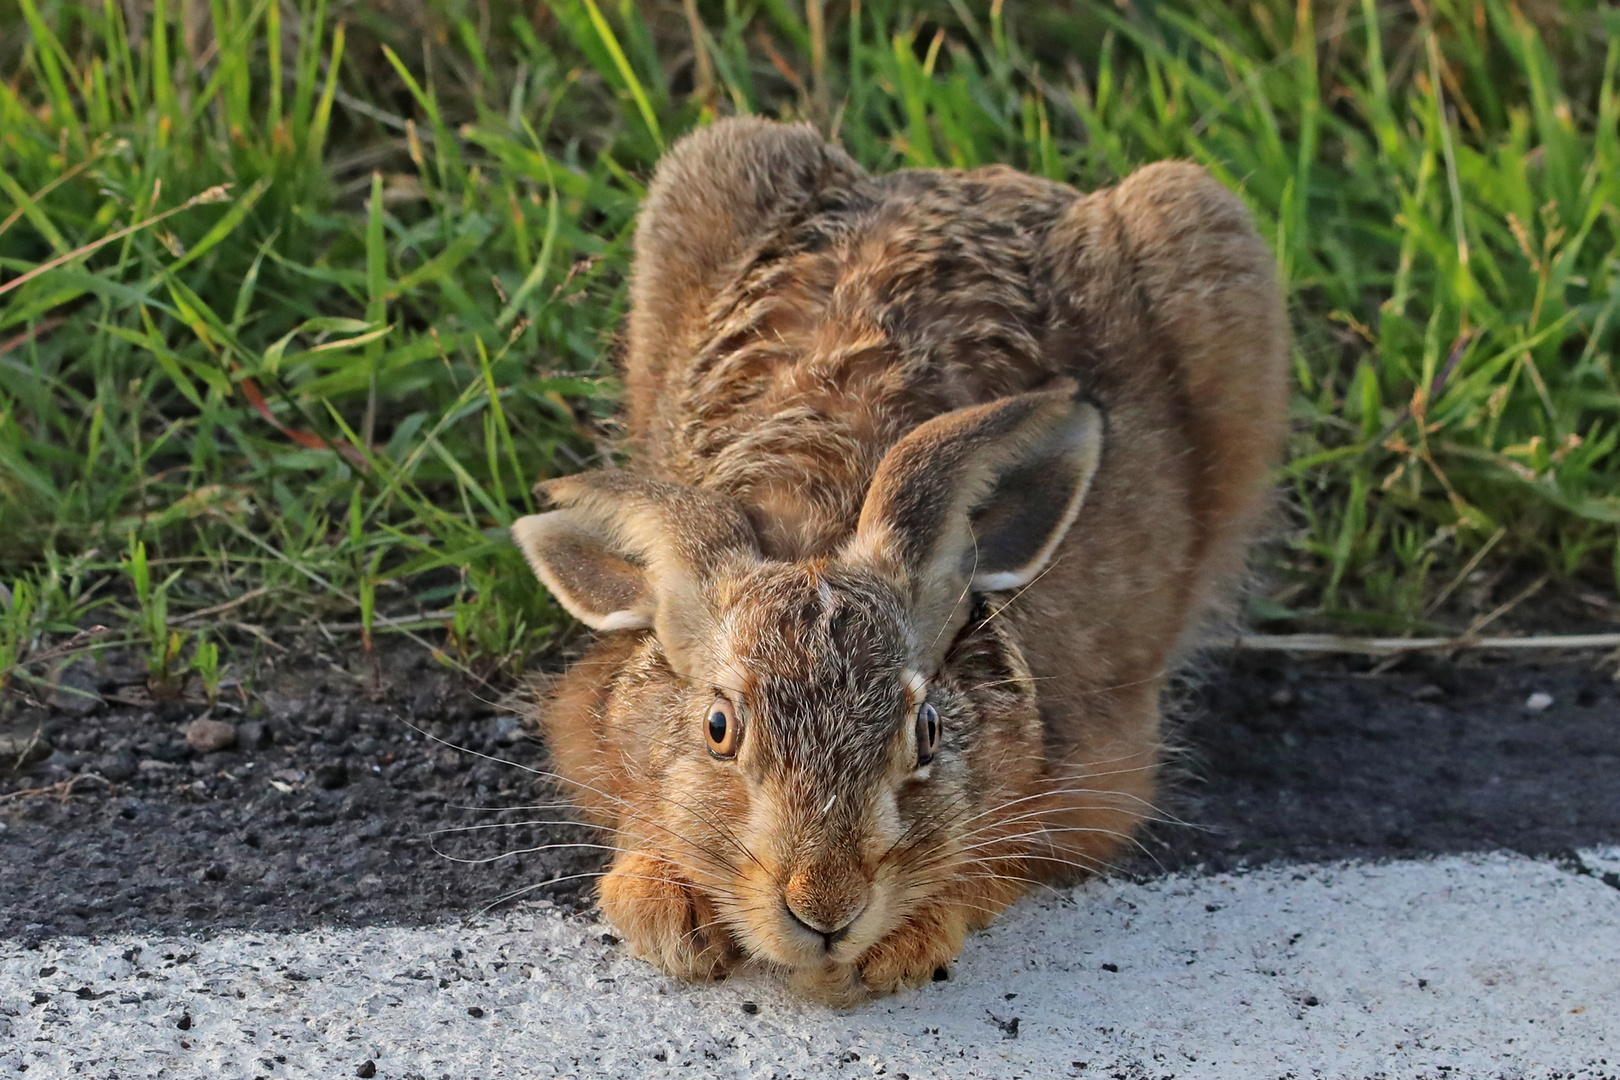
[511,471,761,664]
[511,511,657,631]
[964,401,1103,591]
[844,384,1104,669]
[968,459,1068,579]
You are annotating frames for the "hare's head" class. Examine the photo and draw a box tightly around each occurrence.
[513,384,1102,973]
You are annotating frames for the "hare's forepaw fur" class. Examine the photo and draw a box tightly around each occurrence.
[599,852,742,981]
[856,903,970,997]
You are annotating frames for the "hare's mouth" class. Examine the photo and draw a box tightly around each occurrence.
[738,894,887,968]
[784,900,864,950]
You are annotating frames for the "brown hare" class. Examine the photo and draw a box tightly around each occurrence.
[513,117,1289,1004]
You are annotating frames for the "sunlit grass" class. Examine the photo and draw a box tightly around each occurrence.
[0,0,1616,689]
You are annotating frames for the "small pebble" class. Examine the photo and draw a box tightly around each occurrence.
[1268,688,1296,708]
[1524,691,1554,712]
[185,718,237,754]
[356,1061,377,1079]
[46,751,85,773]
[0,733,52,769]
[740,1001,759,1014]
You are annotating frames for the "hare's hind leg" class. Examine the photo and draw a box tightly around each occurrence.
[625,119,863,447]
[1024,162,1290,881]
[1049,161,1291,611]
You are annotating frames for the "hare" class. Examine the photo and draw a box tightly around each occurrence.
[513,117,1289,1003]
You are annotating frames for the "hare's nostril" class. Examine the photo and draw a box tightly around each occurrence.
[784,895,866,950]
[783,867,870,951]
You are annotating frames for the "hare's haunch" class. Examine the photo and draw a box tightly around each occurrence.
[515,118,1289,1003]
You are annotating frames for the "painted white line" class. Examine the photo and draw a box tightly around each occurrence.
[3,851,1617,1079]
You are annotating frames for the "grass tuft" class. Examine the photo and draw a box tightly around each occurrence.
[1,0,1617,694]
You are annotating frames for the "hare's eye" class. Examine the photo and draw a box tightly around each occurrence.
[705,697,740,758]
[914,701,940,768]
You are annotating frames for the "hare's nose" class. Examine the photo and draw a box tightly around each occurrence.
[784,869,868,949]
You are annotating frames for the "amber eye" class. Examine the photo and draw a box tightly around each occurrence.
[915,701,940,767]
[705,697,740,758]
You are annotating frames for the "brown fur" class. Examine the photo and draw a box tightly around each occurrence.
[518,118,1289,1003]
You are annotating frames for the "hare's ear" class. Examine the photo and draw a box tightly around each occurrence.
[511,472,759,661]
[843,383,1103,666]
[510,512,657,632]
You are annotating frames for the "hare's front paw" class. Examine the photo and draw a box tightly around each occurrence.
[599,852,742,981]
[856,905,969,997]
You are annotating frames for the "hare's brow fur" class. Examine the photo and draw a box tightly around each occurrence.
[720,563,910,780]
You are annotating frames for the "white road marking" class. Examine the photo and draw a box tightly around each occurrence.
[4,850,1617,1079]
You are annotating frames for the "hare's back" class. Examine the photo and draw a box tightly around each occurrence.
[625,125,1082,553]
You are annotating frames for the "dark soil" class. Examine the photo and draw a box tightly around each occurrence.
[0,643,596,944]
[1147,650,1620,873]
[2,641,1617,942]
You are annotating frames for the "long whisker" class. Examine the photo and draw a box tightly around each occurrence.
[430,820,742,877]
[431,818,614,836]
[476,871,614,915]
[400,715,768,875]
[433,840,636,867]
[976,549,1066,627]
[475,868,747,916]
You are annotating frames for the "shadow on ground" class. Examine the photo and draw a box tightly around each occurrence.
[1143,650,1620,874]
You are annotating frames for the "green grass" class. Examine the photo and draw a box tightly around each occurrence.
[1,0,1618,694]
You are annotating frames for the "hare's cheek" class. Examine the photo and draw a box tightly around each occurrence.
[865,789,903,855]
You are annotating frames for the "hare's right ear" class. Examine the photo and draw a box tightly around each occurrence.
[842,382,1104,671]
[511,473,758,662]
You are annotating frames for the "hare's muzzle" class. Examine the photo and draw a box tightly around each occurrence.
[783,865,870,951]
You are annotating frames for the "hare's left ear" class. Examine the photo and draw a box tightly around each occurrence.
[842,381,1104,668]
[510,472,759,669]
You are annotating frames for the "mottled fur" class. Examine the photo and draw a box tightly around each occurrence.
[517,118,1289,1002]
